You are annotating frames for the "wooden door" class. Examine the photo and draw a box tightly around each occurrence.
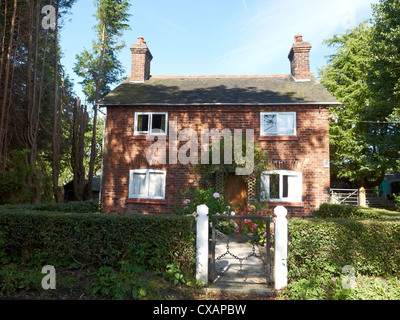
[223,173,247,214]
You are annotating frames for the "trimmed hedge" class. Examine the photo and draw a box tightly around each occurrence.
[0,200,100,213]
[288,218,400,280]
[0,210,195,272]
[317,203,400,220]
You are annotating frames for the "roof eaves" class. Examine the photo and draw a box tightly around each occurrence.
[99,101,342,107]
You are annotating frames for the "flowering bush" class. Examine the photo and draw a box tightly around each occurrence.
[175,188,231,218]
[237,203,275,246]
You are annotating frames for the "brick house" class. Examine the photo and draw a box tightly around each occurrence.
[99,35,340,217]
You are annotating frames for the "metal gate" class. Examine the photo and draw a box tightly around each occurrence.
[211,215,273,285]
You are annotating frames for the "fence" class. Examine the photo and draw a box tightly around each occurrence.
[330,189,360,206]
[330,188,394,208]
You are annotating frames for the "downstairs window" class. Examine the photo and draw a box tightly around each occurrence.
[260,170,302,202]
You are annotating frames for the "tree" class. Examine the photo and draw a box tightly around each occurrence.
[74,0,131,200]
[320,1,400,188]
[0,0,78,204]
[319,22,380,187]
[69,97,88,202]
[367,0,400,174]
[0,0,17,170]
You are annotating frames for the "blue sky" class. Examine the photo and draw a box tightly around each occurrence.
[59,0,378,100]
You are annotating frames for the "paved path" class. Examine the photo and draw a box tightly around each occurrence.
[208,231,275,296]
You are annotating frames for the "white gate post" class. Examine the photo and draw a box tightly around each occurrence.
[274,206,288,290]
[196,204,209,283]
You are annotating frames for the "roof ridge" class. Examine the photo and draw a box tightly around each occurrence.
[149,74,298,79]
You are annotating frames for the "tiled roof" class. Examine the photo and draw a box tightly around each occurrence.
[99,74,340,106]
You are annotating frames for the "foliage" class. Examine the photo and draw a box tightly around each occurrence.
[174,188,232,217]
[90,266,126,300]
[319,22,385,187]
[164,262,187,286]
[395,194,400,212]
[237,202,274,246]
[0,200,100,214]
[280,274,400,300]
[194,135,270,191]
[0,264,43,296]
[317,203,400,220]
[319,1,400,187]
[0,210,196,272]
[0,150,33,204]
[74,0,131,104]
[287,218,400,283]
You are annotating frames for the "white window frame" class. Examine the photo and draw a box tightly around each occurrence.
[260,170,302,202]
[260,112,296,136]
[134,112,168,135]
[129,169,166,199]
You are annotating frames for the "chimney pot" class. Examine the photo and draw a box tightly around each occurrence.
[294,34,303,43]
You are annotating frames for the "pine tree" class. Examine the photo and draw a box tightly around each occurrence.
[74,0,131,200]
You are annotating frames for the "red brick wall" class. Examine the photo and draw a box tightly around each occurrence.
[101,105,330,217]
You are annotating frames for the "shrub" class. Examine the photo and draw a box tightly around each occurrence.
[237,202,274,246]
[287,218,400,281]
[0,149,33,204]
[317,203,400,220]
[0,210,195,272]
[394,194,400,212]
[173,188,231,217]
[0,200,100,214]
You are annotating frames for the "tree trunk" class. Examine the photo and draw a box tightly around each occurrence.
[0,0,17,170]
[71,98,87,201]
[85,24,106,200]
[52,3,62,203]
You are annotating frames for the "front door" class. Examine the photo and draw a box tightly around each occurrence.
[224,173,247,214]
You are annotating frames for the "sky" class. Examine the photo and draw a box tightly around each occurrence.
[59,0,378,101]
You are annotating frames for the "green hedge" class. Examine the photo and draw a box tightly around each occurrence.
[0,200,100,213]
[288,218,400,280]
[317,203,400,220]
[0,210,195,272]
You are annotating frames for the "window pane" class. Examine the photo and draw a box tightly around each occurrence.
[137,114,149,132]
[151,114,166,133]
[148,172,164,198]
[287,175,298,199]
[283,175,289,198]
[263,114,277,135]
[270,174,280,199]
[132,173,147,196]
[260,174,268,201]
[278,114,294,135]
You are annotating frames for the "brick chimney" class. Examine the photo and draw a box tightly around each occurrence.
[130,37,153,82]
[288,35,312,81]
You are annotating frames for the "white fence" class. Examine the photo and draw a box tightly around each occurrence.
[330,189,360,206]
[330,188,394,208]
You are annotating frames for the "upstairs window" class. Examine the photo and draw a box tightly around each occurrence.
[134,112,168,135]
[260,112,296,136]
[260,170,302,202]
[129,169,166,199]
